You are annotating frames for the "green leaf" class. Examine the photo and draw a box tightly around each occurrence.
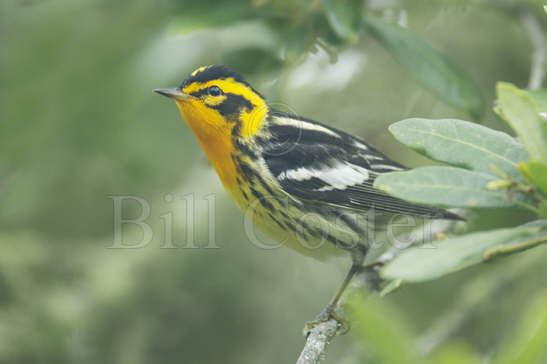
[348,293,421,364]
[363,16,484,119]
[321,0,362,44]
[526,88,547,112]
[495,82,547,161]
[519,160,547,195]
[389,118,528,178]
[381,220,547,282]
[374,166,516,208]
[495,290,547,364]
[526,89,547,135]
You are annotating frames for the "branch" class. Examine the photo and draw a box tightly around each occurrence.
[295,214,463,364]
[520,10,546,90]
[378,213,463,265]
[295,268,379,364]
[296,319,339,364]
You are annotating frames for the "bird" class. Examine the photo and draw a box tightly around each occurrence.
[154,65,462,329]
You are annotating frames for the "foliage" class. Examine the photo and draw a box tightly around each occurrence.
[382,220,547,282]
[496,83,547,161]
[376,83,547,282]
[362,16,485,119]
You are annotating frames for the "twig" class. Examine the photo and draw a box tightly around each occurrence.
[520,10,546,90]
[296,319,339,364]
[296,269,379,364]
[378,214,463,265]
[295,214,463,363]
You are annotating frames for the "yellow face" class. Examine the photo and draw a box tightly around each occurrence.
[173,65,269,139]
[155,65,269,190]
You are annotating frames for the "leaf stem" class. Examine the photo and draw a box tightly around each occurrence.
[483,235,547,260]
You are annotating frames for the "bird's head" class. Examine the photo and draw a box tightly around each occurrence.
[155,65,268,139]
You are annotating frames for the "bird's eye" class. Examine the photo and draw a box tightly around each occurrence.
[208,86,223,97]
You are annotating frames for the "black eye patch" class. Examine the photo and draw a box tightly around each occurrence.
[208,86,223,97]
[210,93,254,121]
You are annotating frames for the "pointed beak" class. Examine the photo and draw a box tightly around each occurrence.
[153,88,193,101]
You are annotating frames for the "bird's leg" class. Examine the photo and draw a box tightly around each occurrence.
[303,261,362,337]
[324,262,361,312]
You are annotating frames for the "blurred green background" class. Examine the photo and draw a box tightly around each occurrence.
[1,0,546,363]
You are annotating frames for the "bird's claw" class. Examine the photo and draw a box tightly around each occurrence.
[302,307,350,337]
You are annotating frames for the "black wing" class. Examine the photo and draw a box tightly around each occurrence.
[262,111,462,220]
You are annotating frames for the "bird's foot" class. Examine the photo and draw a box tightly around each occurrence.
[302,306,350,337]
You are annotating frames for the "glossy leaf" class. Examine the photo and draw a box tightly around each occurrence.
[363,16,484,118]
[374,166,516,208]
[382,220,547,282]
[495,82,547,161]
[390,118,528,178]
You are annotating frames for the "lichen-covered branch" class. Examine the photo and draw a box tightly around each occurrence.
[296,319,339,364]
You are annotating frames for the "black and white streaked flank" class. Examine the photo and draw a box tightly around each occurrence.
[260,110,461,220]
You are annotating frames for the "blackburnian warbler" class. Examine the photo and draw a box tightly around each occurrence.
[155,65,462,327]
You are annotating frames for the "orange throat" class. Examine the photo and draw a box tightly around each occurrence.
[175,100,239,191]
